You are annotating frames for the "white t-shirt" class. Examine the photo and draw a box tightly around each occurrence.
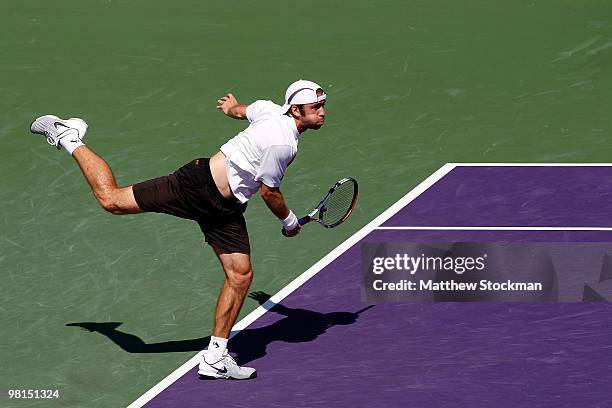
[220,100,299,203]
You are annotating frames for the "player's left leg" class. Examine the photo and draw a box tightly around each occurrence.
[212,251,253,339]
[198,250,256,380]
[198,216,252,340]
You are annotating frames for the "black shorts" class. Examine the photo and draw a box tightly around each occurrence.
[132,158,250,254]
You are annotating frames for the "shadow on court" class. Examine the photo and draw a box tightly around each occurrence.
[66,292,374,365]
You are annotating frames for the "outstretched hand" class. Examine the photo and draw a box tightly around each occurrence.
[248,291,272,305]
[217,93,239,116]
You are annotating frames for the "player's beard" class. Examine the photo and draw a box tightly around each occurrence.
[310,119,324,130]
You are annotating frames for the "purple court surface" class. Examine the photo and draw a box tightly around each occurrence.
[136,165,612,408]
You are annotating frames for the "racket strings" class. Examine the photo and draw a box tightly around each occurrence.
[321,181,356,226]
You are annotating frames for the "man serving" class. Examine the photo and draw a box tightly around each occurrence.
[29,79,327,380]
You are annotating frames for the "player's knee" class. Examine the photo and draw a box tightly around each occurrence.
[227,267,253,290]
[96,191,126,215]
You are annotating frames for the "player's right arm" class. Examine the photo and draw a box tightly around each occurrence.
[217,93,247,119]
[256,145,300,237]
[260,183,301,237]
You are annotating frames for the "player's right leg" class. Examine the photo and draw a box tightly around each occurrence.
[71,146,142,215]
[30,115,142,215]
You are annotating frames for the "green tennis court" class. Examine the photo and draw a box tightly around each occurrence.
[1,1,611,406]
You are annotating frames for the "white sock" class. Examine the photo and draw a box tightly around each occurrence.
[59,129,85,155]
[206,336,228,361]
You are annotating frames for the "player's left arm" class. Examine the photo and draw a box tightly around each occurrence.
[217,93,247,120]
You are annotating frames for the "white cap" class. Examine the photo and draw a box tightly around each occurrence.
[279,79,327,114]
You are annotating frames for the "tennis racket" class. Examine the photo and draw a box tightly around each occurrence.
[289,177,359,232]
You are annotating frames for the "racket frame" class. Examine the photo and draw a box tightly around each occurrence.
[299,177,358,228]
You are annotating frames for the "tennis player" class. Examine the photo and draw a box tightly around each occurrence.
[30,79,327,380]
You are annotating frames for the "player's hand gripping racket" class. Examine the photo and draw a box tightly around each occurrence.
[284,177,358,235]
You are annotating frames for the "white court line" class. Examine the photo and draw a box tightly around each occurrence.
[449,163,612,167]
[376,163,612,232]
[376,226,612,231]
[126,163,457,408]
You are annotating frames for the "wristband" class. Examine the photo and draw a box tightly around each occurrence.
[282,210,298,230]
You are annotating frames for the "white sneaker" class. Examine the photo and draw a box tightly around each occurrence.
[198,349,257,380]
[30,115,88,150]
